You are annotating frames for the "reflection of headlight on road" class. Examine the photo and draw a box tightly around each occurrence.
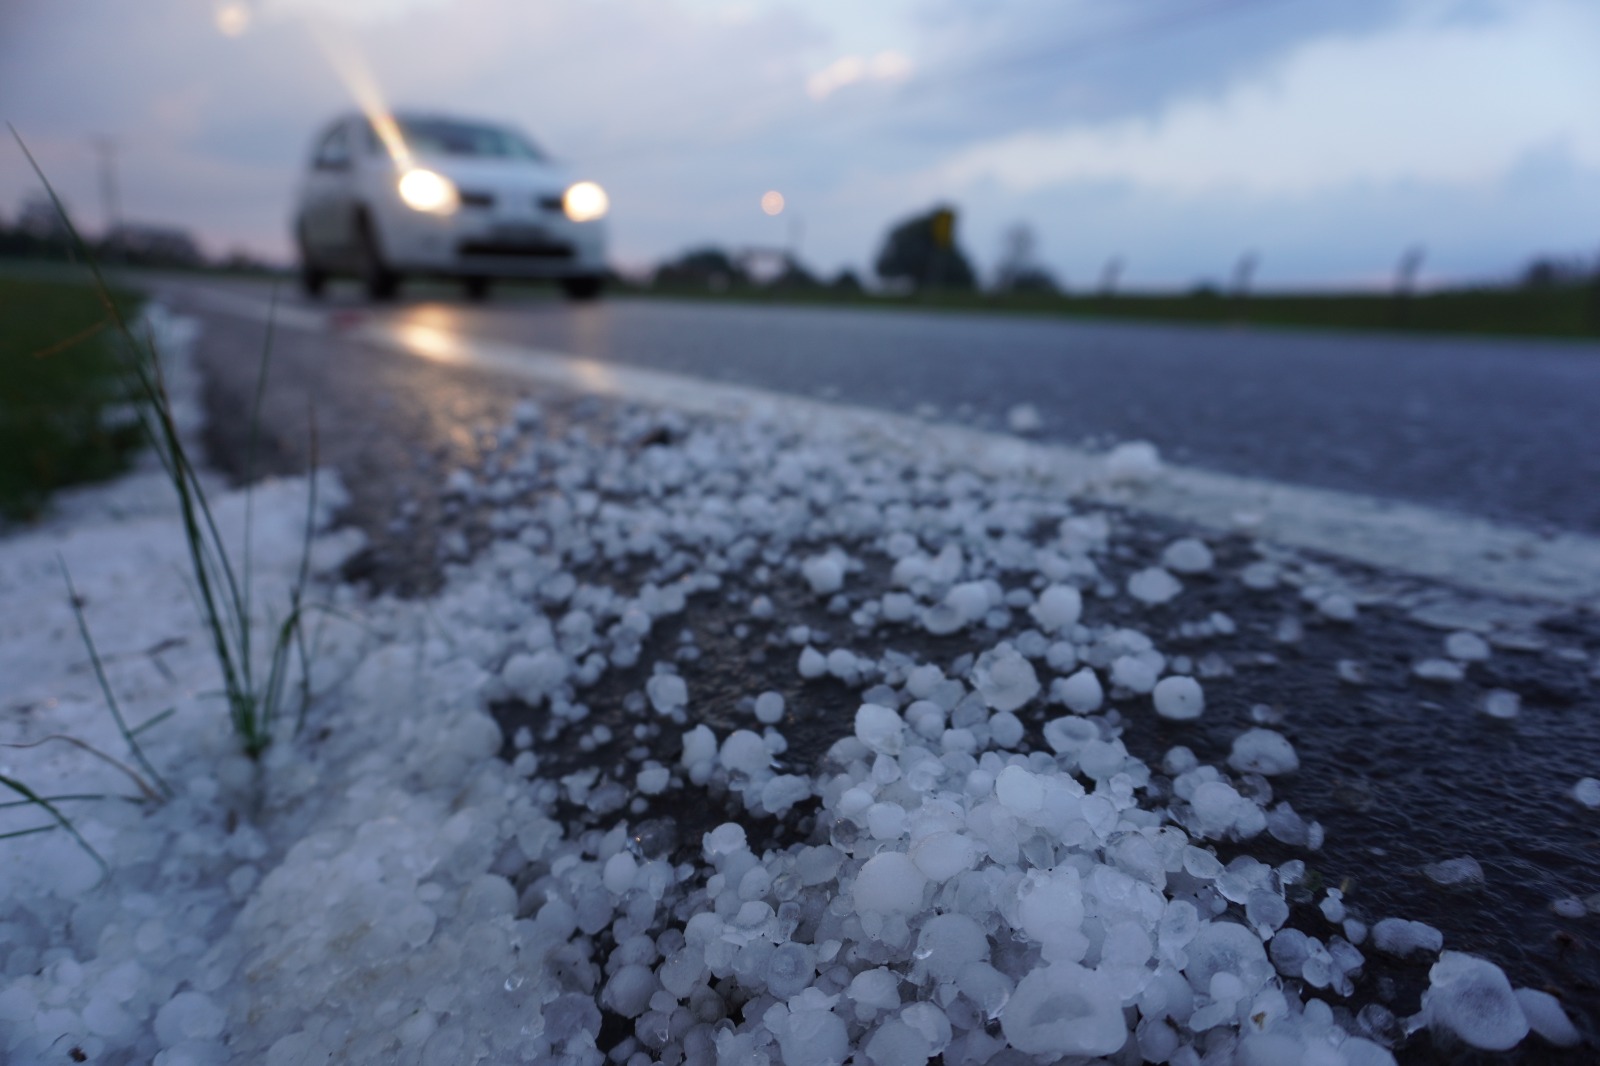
[563,181,608,222]
[398,168,458,214]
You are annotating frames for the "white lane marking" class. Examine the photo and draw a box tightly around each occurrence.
[176,283,1600,609]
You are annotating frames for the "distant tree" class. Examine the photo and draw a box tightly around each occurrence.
[653,247,749,291]
[874,205,976,291]
[828,268,864,294]
[1520,254,1593,288]
[773,255,821,291]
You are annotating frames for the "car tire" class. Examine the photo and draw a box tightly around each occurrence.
[463,276,492,302]
[356,213,400,301]
[295,222,327,299]
[299,261,327,299]
[561,275,604,301]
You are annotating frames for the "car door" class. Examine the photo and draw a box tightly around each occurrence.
[299,121,355,261]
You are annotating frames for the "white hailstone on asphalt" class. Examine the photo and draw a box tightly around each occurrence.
[1183,919,1274,994]
[1190,780,1262,837]
[1423,856,1485,887]
[1006,403,1043,434]
[1153,675,1205,720]
[855,703,904,755]
[972,644,1040,712]
[1112,655,1160,694]
[1127,567,1182,604]
[1445,631,1491,662]
[775,1004,850,1066]
[761,775,812,814]
[1481,689,1521,719]
[1422,952,1529,1050]
[1029,584,1082,632]
[645,673,688,713]
[602,851,639,895]
[798,646,828,679]
[720,730,770,776]
[852,852,928,914]
[1413,658,1465,683]
[908,832,978,881]
[945,581,994,626]
[1104,440,1162,485]
[1162,537,1215,574]
[1227,728,1298,775]
[1371,918,1444,957]
[502,648,569,702]
[1240,560,1279,589]
[1512,988,1581,1047]
[703,822,747,860]
[1318,593,1358,622]
[1054,668,1104,714]
[915,913,991,982]
[635,766,670,795]
[995,765,1045,816]
[754,690,786,724]
[801,552,846,595]
[1001,963,1127,1057]
[1572,777,1600,809]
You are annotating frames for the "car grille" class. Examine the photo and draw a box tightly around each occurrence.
[457,238,575,259]
[538,195,565,213]
[459,190,495,208]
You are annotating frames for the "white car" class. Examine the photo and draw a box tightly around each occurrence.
[292,112,609,301]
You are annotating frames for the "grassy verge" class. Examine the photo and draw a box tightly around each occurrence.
[623,281,1600,341]
[0,274,146,519]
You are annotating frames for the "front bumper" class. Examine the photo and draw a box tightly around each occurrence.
[376,202,607,279]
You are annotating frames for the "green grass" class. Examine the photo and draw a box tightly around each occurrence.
[0,274,146,520]
[625,281,1600,341]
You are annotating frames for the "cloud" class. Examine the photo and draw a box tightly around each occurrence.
[929,0,1600,198]
[806,50,913,100]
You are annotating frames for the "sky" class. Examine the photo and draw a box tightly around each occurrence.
[2,0,1597,290]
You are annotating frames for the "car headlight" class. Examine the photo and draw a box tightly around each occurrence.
[563,181,608,222]
[398,168,459,214]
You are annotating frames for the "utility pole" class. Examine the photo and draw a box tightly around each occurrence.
[1392,245,1426,328]
[92,136,122,244]
[1232,250,1258,296]
[1099,256,1124,297]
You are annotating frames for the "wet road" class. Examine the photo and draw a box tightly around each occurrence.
[173,279,1600,535]
[155,277,1600,1060]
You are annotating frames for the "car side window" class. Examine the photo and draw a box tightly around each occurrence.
[313,124,350,171]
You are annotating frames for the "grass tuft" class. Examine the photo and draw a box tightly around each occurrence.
[12,126,321,760]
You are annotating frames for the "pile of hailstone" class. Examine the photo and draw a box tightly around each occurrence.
[3,375,1583,1063]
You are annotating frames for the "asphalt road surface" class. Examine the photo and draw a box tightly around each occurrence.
[150,275,1600,1060]
[169,277,1600,535]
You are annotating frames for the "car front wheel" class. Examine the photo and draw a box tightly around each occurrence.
[356,213,400,301]
[561,275,604,301]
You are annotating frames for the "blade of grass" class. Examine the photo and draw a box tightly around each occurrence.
[0,826,62,842]
[14,125,314,760]
[59,558,171,798]
[0,793,110,810]
[1,736,162,804]
[0,773,108,877]
[130,707,178,737]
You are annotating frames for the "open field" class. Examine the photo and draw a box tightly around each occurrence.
[628,281,1600,342]
[0,272,145,519]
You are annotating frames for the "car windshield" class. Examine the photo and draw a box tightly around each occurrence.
[371,118,546,161]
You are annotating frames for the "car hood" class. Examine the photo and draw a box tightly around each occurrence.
[411,156,573,195]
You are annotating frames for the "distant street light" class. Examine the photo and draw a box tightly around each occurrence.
[214,1,250,37]
[761,190,785,216]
